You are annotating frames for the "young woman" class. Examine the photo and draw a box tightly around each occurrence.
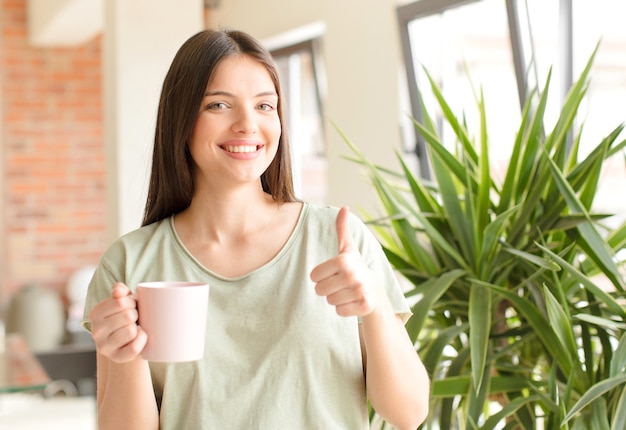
[84,29,430,430]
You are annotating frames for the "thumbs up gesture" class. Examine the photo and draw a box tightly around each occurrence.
[310,207,378,317]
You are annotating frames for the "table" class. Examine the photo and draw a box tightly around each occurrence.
[0,333,51,393]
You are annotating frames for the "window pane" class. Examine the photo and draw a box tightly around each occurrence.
[274,48,327,205]
[407,0,521,181]
[572,0,626,226]
[529,0,626,225]
[405,0,626,225]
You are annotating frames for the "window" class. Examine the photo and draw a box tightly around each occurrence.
[271,39,327,205]
[398,0,626,224]
[401,0,523,181]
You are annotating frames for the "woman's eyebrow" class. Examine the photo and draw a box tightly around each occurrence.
[204,90,277,97]
[204,90,233,97]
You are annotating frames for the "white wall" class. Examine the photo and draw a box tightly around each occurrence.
[210,0,405,216]
[103,0,204,237]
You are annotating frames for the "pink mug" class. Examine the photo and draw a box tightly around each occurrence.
[136,281,210,362]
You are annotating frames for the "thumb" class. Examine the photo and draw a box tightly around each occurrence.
[111,282,131,299]
[336,206,355,254]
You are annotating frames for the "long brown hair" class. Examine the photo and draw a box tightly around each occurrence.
[142,29,297,226]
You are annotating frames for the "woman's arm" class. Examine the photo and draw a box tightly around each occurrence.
[89,283,160,429]
[96,354,160,430]
[359,299,429,430]
[310,207,429,429]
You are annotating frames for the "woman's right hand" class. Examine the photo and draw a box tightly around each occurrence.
[89,282,148,363]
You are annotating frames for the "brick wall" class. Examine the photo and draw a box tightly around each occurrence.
[1,0,107,305]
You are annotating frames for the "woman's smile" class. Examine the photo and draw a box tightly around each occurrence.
[218,139,265,161]
[222,145,259,153]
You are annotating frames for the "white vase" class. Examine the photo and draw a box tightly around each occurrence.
[5,284,66,352]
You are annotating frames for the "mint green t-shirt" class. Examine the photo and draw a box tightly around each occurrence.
[83,203,411,429]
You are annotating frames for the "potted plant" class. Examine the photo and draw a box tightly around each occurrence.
[341,46,626,429]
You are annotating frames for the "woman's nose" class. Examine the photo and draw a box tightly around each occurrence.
[231,108,258,134]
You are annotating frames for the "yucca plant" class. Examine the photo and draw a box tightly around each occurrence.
[342,46,626,429]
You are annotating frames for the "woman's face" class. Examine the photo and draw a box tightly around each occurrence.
[189,54,281,191]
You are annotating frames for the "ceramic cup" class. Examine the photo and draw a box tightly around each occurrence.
[136,281,210,362]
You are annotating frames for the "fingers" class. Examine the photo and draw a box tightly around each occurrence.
[336,206,355,254]
[107,326,148,363]
[310,254,344,283]
[314,263,376,317]
[89,294,136,328]
[322,281,376,317]
[310,206,377,317]
[89,282,145,363]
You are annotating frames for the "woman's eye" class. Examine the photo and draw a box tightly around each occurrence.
[206,102,227,110]
[258,103,275,112]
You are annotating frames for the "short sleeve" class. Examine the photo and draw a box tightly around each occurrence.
[81,252,121,332]
[349,211,412,324]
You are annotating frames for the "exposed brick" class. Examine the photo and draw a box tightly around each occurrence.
[1,0,107,304]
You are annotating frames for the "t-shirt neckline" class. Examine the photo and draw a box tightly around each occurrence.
[168,202,309,281]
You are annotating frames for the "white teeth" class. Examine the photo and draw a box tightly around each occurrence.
[223,145,258,153]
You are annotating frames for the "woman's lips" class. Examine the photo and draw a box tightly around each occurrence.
[221,144,261,153]
[218,142,264,159]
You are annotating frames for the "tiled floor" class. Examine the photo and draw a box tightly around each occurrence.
[0,393,96,430]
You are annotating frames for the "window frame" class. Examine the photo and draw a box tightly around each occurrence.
[396,0,574,177]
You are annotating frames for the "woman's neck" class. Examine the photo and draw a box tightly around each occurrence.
[176,185,277,243]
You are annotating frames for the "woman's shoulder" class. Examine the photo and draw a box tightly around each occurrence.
[101,218,173,260]
[302,203,369,239]
[303,203,366,225]
[302,202,339,220]
[300,203,337,231]
[121,218,170,242]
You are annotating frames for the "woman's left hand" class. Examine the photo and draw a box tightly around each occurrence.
[310,207,379,317]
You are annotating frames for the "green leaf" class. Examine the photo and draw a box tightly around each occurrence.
[475,87,491,245]
[482,395,543,430]
[426,131,475,262]
[472,279,573,375]
[543,285,578,360]
[515,69,551,192]
[421,323,468,376]
[502,246,561,271]
[562,374,626,426]
[535,243,626,318]
[606,217,626,253]
[407,269,466,342]
[422,66,478,166]
[571,396,610,430]
[412,119,472,188]
[590,399,611,430]
[574,314,626,332]
[397,151,439,214]
[467,364,491,427]
[543,148,626,291]
[610,333,626,378]
[478,206,519,278]
[611,385,626,430]
[431,375,532,397]
[497,88,534,214]
[469,284,491,392]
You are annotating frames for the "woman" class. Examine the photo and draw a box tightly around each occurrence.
[84,29,429,429]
